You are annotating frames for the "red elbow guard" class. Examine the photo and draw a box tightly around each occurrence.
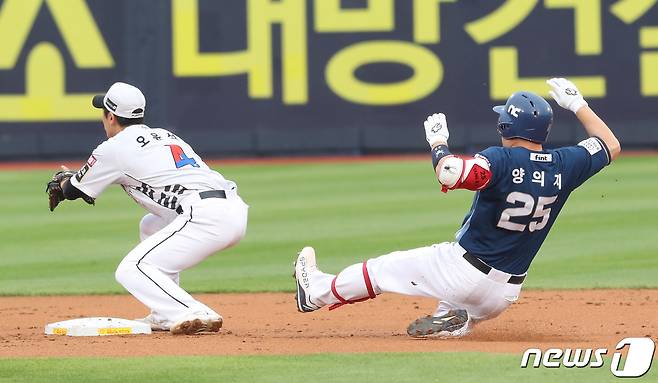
[441,155,492,192]
[460,161,491,190]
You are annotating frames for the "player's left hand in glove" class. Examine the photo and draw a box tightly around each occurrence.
[546,77,588,113]
[46,168,94,211]
[423,113,450,147]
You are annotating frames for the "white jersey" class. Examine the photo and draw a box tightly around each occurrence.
[70,124,236,218]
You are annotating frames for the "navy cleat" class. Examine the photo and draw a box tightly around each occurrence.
[406,309,471,338]
[294,247,322,313]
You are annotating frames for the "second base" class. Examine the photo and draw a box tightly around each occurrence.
[45,317,152,337]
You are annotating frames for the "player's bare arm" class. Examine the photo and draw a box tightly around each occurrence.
[547,77,621,161]
[423,113,491,193]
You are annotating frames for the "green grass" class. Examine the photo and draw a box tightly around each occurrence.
[0,156,657,295]
[1,353,653,383]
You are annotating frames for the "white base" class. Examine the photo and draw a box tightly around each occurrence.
[45,317,152,337]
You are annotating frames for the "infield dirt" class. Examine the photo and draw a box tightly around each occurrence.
[1,290,656,357]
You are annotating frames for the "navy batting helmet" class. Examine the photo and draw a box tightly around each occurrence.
[493,91,553,143]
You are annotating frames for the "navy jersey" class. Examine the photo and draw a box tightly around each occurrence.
[456,137,611,274]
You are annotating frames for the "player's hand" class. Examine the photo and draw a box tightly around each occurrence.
[46,169,76,212]
[546,77,588,113]
[423,113,449,147]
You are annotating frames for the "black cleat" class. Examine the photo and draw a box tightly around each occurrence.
[407,309,470,338]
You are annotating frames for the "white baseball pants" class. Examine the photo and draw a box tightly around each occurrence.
[309,242,523,321]
[115,190,248,326]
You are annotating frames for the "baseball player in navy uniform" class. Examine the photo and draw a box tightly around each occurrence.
[47,82,249,335]
[294,77,621,337]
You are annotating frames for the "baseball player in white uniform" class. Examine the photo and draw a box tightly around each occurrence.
[51,82,249,335]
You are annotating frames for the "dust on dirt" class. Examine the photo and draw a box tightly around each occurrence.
[1,290,656,357]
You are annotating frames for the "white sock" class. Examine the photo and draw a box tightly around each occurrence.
[310,261,379,307]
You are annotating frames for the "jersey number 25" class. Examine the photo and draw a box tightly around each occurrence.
[497,192,558,232]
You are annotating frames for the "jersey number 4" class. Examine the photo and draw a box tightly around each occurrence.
[167,145,199,168]
[497,192,558,232]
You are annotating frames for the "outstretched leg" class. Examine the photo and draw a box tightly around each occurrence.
[294,244,474,337]
[295,243,467,308]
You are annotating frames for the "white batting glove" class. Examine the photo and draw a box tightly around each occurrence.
[546,77,588,113]
[423,113,449,147]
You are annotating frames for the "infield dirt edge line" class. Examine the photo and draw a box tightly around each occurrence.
[1,151,656,171]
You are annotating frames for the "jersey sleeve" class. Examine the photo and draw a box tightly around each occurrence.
[476,146,507,190]
[556,136,611,190]
[69,141,122,198]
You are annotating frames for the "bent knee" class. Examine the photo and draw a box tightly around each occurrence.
[219,219,248,249]
[115,260,137,286]
[220,226,246,250]
[235,222,247,242]
[233,220,248,244]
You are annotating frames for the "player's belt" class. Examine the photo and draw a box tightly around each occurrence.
[462,252,525,285]
[199,190,226,199]
[175,190,227,214]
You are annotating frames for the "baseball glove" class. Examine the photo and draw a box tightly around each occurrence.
[46,170,95,211]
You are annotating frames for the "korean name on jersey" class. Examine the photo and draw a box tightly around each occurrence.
[456,137,610,275]
[70,125,236,219]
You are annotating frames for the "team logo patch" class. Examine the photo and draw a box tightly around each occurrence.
[507,104,522,117]
[76,154,97,181]
[86,155,97,167]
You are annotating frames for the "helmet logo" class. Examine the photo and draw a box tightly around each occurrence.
[507,104,522,118]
